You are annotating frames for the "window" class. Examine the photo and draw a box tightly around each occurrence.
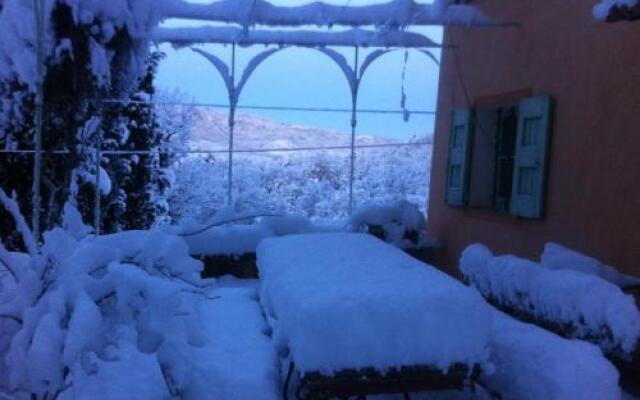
[445,109,473,207]
[445,96,552,219]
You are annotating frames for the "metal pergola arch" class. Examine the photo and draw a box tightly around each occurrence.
[186,42,440,211]
[19,0,520,244]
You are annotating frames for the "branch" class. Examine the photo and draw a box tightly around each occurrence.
[179,213,283,237]
[0,314,22,324]
[0,243,19,282]
[0,189,38,256]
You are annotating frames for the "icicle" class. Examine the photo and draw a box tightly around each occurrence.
[400,49,410,122]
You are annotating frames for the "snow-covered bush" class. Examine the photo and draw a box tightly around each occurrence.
[541,242,640,288]
[168,143,431,224]
[460,244,640,359]
[0,188,209,399]
[485,311,620,400]
[349,200,433,249]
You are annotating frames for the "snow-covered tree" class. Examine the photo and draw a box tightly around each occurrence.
[99,52,172,232]
[0,1,166,244]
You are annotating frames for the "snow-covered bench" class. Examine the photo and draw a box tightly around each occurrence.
[257,233,492,399]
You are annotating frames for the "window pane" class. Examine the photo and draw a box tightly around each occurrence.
[522,117,540,147]
[452,125,465,148]
[517,167,537,195]
[449,165,461,188]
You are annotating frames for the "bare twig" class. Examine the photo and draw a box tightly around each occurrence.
[179,213,283,237]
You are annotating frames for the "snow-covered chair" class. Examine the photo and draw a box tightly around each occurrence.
[257,233,493,399]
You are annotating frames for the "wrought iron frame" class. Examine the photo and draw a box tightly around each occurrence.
[191,44,440,211]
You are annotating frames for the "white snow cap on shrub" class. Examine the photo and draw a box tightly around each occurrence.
[349,200,432,248]
[460,244,640,357]
[541,242,640,288]
[594,0,638,19]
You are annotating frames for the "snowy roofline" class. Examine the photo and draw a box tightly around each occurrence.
[152,26,445,48]
[162,0,504,27]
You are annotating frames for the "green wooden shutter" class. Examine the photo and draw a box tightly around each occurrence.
[510,96,552,218]
[445,108,473,207]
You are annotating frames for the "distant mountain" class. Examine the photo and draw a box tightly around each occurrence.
[186,109,399,151]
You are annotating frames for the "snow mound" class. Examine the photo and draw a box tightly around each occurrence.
[485,312,621,400]
[181,215,337,256]
[461,244,640,358]
[258,233,492,374]
[349,200,434,249]
[0,215,211,398]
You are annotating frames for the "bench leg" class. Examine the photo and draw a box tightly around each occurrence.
[403,393,411,400]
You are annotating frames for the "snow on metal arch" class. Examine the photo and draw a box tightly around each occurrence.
[162,0,501,28]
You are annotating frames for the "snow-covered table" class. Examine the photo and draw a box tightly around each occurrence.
[257,233,493,399]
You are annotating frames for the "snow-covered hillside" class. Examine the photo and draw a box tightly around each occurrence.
[187,108,401,151]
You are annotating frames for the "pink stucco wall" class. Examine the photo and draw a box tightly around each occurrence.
[427,0,640,278]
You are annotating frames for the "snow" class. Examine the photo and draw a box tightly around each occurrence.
[541,242,640,288]
[257,233,492,374]
[594,0,639,19]
[349,200,434,249]
[0,215,282,399]
[57,279,279,400]
[485,312,621,400]
[186,284,280,399]
[0,0,164,92]
[0,214,205,397]
[164,0,493,28]
[460,244,640,358]
[179,200,435,256]
[179,215,338,256]
[154,26,441,49]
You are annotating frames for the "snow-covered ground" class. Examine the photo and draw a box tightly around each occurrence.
[1,221,637,399]
[0,195,635,400]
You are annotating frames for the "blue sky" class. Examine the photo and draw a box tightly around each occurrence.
[155,0,442,140]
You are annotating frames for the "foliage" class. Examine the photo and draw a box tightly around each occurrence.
[0,188,206,399]
[0,3,171,247]
[169,141,431,223]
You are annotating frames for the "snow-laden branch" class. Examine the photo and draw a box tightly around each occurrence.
[153,26,443,48]
[0,189,38,256]
[162,0,496,27]
[0,243,19,282]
